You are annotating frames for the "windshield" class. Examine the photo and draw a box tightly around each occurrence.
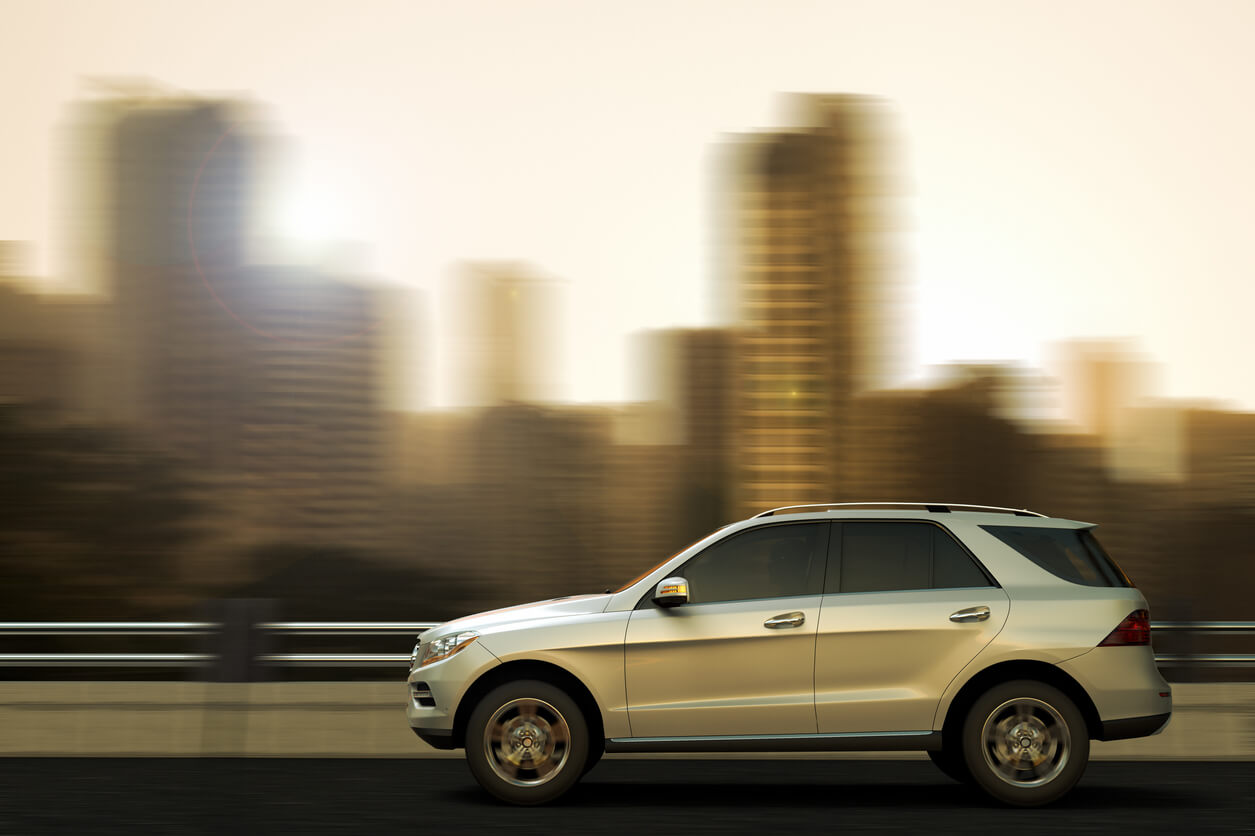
[611,528,727,594]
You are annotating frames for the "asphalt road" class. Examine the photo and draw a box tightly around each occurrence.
[0,758,1250,835]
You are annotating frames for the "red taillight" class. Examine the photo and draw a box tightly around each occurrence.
[1099,609,1151,647]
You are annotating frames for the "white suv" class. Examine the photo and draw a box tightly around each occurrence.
[406,502,1172,806]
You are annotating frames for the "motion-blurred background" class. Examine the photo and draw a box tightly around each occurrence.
[2,1,1254,636]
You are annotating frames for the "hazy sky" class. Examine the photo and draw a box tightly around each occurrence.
[3,0,1254,409]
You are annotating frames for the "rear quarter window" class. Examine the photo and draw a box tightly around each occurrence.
[980,525,1132,588]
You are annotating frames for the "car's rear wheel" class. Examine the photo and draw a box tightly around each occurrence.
[465,679,589,805]
[961,680,1089,806]
[927,748,970,784]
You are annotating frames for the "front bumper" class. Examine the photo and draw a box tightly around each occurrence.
[405,638,500,740]
[412,727,458,750]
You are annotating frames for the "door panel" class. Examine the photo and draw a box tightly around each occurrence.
[814,587,1009,733]
[625,595,821,738]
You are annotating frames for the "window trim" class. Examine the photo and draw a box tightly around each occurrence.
[826,519,999,596]
[634,521,833,609]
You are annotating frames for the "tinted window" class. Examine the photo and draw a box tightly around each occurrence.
[681,523,828,604]
[839,523,931,593]
[933,528,992,588]
[980,525,1131,588]
[829,522,993,594]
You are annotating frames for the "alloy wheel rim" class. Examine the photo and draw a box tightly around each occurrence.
[483,697,571,787]
[980,697,1070,788]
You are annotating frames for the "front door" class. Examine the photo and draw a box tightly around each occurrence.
[624,521,830,738]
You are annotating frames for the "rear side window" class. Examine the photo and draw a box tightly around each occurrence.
[980,525,1132,588]
[829,522,994,594]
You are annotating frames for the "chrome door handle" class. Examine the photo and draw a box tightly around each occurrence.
[950,606,990,623]
[764,612,805,629]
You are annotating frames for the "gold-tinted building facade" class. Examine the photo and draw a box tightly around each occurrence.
[728,95,894,517]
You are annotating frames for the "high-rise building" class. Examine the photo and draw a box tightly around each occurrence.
[232,265,388,547]
[0,283,103,414]
[633,327,737,532]
[1054,339,1153,437]
[0,241,33,278]
[0,247,105,415]
[450,262,565,407]
[724,95,896,517]
[74,90,391,549]
[1185,406,1255,507]
[73,93,261,443]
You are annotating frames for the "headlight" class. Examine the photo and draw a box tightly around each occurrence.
[418,631,479,667]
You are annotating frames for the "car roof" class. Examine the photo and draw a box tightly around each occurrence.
[741,504,1093,529]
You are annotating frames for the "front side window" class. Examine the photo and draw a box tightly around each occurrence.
[679,522,829,604]
[829,522,994,594]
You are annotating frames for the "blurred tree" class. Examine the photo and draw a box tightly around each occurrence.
[235,543,479,622]
[0,404,203,619]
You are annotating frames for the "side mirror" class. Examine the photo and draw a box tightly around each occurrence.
[653,576,690,608]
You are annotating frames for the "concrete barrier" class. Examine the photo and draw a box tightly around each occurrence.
[0,682,1250,759]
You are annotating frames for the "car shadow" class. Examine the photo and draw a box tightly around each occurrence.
[549,777,1203,811]
[444,761,1213,812]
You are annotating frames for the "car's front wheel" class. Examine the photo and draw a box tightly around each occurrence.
[961,679,1090,806]
[465,679,589,805]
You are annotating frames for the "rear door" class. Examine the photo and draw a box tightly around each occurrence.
[814,521,1009,734]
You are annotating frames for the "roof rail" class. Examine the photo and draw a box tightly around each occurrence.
[753,502,1046,519]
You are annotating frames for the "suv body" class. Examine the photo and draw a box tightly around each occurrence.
[406,503,1171,806]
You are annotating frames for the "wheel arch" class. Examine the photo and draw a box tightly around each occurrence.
[939,660,1102,752]
[452,659,605,749]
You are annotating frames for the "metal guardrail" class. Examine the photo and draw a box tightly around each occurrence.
[0,622,439,668]
[0,623,217,636]
[0,621,1250,668]
[1150,622,1255,667]
[1150,622,1255,633]
[0,654,213,667]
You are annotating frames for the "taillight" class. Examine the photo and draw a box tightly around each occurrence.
[1099,609,1151,647]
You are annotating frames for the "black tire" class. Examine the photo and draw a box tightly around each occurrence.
[464,679,589,805]
[961,679,1090,807]
[927,748,971,784]
[582,738,605,776]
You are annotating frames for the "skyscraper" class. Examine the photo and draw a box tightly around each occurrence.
[450,262,565,407]
[74,89,390,549]
[79,92,259,450]
[0,278,103,414]
[725,94,896,517]
[232,264,388,547]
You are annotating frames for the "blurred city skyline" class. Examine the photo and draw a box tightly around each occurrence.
[2,82,1253,628]
[4,0,1255,409]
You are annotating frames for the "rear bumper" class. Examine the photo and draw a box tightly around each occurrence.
[1057,646,1172,732]
[1097,711,1172,741]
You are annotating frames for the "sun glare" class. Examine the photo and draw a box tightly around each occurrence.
[273,181,342,244]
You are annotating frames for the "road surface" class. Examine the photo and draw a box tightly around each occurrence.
[0,758,1250,834]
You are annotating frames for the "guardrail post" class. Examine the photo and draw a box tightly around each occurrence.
[198,599,274,683]
[197,599,274,756]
